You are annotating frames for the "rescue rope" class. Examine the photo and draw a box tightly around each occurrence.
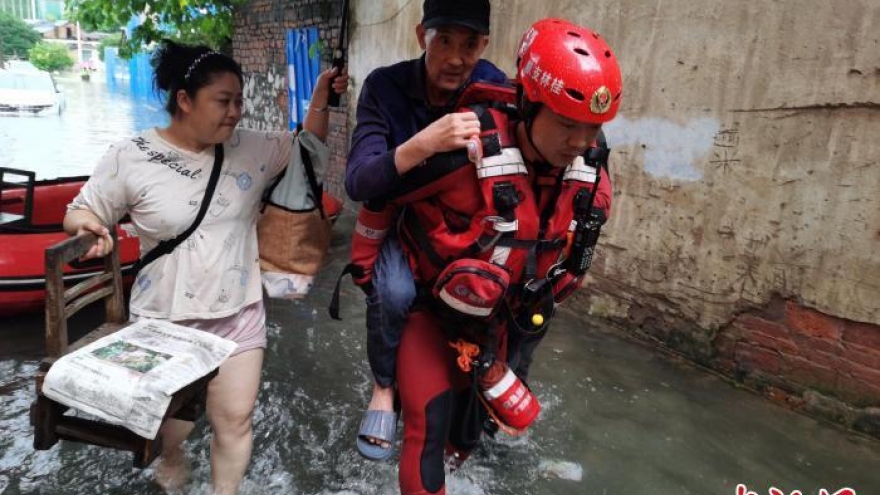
[448,339,480,373]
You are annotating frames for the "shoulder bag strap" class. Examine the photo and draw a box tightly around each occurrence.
[299,143,327,219]
[131,143,224,277]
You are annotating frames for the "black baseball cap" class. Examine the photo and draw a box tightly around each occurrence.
[422,0,491,35]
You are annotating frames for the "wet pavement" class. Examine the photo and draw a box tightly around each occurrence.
[1,212,878,495]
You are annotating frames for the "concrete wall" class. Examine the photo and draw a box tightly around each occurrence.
[583,1,879,325]
[238,0,880,434]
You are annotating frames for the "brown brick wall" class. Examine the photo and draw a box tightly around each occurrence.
[233,0,349,201]
[584,277,880,437]
[724,300,880,437]
[723,301,880,407]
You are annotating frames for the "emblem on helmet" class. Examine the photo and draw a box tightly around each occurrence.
[590,86,613,114]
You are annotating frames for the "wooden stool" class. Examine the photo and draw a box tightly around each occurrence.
[30,230,217,468]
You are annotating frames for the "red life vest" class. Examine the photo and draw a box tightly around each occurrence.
[506,149,610,328]
[396,106,538,285]
[348,146,607,288]
[344,82,523,288]
[529,147,610,283]
[330,82,610,322]
[396,109,609,318]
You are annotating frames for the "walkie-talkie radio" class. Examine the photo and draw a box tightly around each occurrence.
[565,157,607,275]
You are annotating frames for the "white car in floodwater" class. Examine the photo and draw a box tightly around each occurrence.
[0,63,66,116]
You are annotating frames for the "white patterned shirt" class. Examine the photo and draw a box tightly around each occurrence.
[69,127,294,320]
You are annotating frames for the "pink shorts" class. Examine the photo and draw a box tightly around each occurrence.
[134,300,268,357]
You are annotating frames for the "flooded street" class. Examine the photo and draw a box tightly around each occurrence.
[1,76,879,495]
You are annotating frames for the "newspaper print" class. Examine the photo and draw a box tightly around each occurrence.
[42,319,237,439]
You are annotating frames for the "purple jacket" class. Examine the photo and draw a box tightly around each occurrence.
[345,55,507,202]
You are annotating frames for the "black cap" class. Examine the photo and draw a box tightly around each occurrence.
[422,0,491,35]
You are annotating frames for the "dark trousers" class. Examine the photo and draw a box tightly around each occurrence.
[506,327,546,382]
[366,236,416,387]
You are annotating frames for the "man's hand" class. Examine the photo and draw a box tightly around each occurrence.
[395,111,482,175]
[416,111,481,154]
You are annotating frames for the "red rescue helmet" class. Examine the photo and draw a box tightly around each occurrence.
[517,18,623,124]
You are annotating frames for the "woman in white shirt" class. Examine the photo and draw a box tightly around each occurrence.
[63,40,346,495]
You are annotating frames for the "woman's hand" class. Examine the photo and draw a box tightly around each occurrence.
[330,66,349,97]
[64,208,114,259]
[304,66,349,140]
[76,220,114,260]
[311,66,350,109]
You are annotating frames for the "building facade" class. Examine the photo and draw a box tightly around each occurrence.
[233,0,349,202]
[233,0,880,438]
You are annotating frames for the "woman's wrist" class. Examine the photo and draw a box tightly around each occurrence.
[310,90,330,111]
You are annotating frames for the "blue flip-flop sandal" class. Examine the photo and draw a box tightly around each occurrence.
[355,410,398,461]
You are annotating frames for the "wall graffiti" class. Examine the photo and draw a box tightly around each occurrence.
[710,126,742,173]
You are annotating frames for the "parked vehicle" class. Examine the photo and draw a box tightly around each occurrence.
[1,60,42,73]
[0,64,66,116]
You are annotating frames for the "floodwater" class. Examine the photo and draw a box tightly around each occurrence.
[0,74,168,179]
[1,76,879,495]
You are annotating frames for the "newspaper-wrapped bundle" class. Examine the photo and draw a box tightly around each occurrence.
[42,320,237,439]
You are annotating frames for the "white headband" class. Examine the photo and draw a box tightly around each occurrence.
[184,51,220,81]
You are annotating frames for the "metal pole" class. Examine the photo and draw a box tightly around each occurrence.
[30,0,36,19]
[76,20,83,65]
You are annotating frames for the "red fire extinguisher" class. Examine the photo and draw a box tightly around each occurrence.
[479,360,540,431]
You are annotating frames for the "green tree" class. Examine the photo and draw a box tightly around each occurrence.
[28,42,74,72]
[66,0,246,58]
[0,11,42,61]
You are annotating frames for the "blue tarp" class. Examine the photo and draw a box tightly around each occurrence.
[286,28,321,130]
[107,20,323,130]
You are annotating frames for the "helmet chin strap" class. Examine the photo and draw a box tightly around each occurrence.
[524,117,551,166]
[518,90,552,166]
